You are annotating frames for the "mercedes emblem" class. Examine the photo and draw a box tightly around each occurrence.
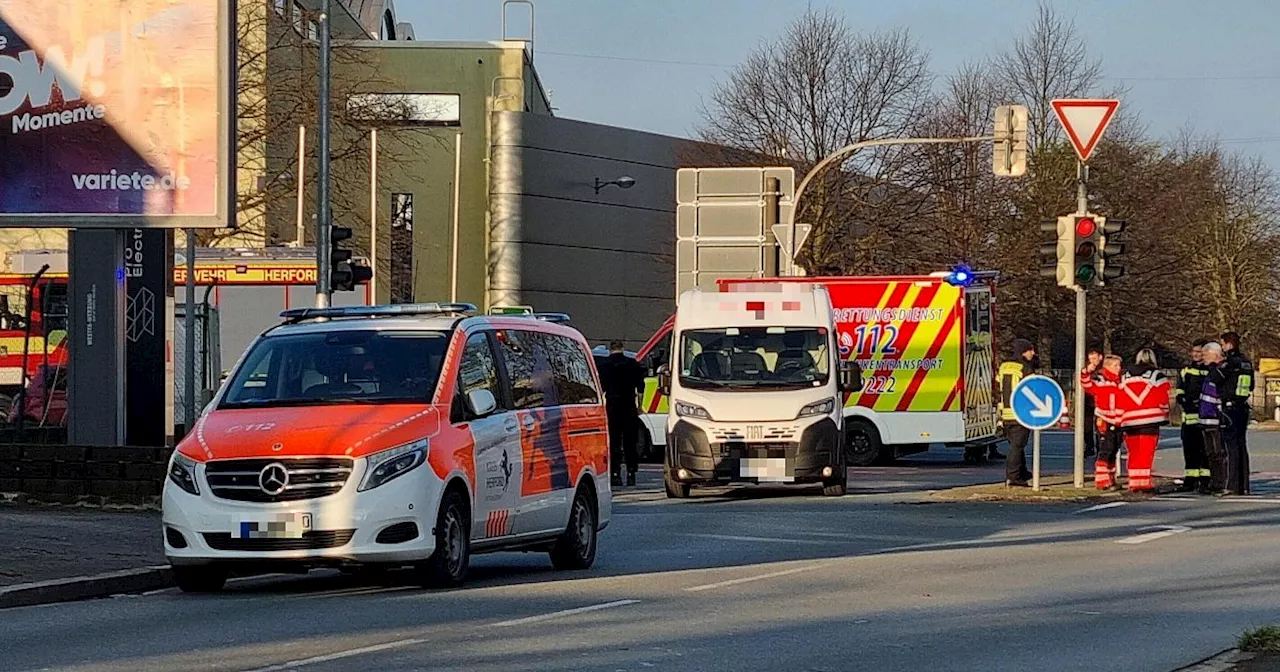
[258,462,289,496]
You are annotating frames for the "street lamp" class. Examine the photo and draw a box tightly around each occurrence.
[594,176,636,194]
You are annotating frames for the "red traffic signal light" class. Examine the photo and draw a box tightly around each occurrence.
[1075,217,1096,237]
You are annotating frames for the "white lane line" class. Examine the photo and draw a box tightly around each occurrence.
[239,638,426,671]
[686,533,836,545]
[1115,525,1191,545]
[684,563,830,593]
[493,599,640,627]
[1076,502,1128,514]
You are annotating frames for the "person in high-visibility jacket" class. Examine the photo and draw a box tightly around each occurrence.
[1174,340,1210,492]
[1117,348,1172,492]
[1220,332,1254,495]
[1199,341,1229,494]
[1081,355,1123,490]
[997,339,1038,487]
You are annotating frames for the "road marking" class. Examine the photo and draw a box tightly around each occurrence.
[1115,525,1191,545]
[686,533,837,545]
[239,638,426,671]
[684,563,830,592]
[1076,502,1128,514]
[493,599,640,627]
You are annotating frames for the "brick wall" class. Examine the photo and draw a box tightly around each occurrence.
[0,445,173,504]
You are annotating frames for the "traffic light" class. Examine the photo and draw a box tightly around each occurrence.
[1098,217,1126,283]
[1071,214,1101,288]
[1039,216,1074,288]
[330,226,372,292]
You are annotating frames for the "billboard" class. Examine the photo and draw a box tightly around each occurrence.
[0,0,232,228]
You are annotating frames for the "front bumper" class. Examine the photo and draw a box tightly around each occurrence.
[667,418,841,484]
[161,460,443,568]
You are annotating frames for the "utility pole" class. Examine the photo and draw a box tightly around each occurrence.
[1073,162,1088,489]
[314,0,332,308]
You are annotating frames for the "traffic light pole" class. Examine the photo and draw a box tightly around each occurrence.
[1073,161,1089,489]
[314,0,333,308]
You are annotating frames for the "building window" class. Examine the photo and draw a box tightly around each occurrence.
[274,0,285,16]
[307,20,318,41]
[292,1,304,34]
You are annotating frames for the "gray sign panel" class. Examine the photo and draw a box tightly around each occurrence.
[674,167,795,296]
[68,229,125,446]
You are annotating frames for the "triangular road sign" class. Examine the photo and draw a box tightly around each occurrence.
[1051,99,1119,163]
[772,223,812,261]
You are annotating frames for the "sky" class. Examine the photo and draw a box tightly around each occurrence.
[402,0,1280,169]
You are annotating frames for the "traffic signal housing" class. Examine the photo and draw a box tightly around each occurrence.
[1039,216,1074,288]
[1071,214,1103,288]
[1098,217,1126,283]
[330,225,372,292]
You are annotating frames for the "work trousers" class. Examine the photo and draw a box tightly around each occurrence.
[1005,424,1030,482]
[1094,424,1123,489]
[1123,427,1160,491]
[1083,399,1097,455]
[1180,422,1208,483]
[1202,427,1228,493]
[607,408,639,477]
[1223,406,1251,495]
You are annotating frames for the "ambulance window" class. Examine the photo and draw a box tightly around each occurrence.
[498,329,556,410]
[645,330,672,375]
[455,332,504,421]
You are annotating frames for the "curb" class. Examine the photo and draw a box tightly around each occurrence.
[1173,649,1253,672]
[0,565,174,610]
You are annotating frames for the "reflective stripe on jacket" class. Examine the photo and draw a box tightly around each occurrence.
[1118,366,1171,428]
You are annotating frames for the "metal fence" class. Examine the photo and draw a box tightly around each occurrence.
[174,303,221,432]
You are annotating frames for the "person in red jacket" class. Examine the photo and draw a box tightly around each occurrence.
[1118,348,1172,492]
[1081,355,1124,489]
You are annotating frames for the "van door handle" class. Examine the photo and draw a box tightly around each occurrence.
[504,416,520,433]
[520,415,536,430]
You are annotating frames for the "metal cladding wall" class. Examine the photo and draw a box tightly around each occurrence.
[489,112,682,349]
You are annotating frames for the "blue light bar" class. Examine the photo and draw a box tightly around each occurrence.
[944,264,975,288]
[533,313,572,324]
[280,303,477,323]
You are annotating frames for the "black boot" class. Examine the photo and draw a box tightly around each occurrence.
[627,471,636,487]
[1177,477,1199,493]
[611,472,623,487]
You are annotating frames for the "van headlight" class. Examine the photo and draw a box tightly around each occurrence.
[797,398,836,418]
[168,451,201,496]
[674,401,712,420]
[358,439,429,492]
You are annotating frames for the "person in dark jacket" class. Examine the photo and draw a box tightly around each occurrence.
[1175,340,1209,492]
[598,341,646,486]
[1219,332,1254,495]
[1199,342,1230,495]
[997,339,1038,487]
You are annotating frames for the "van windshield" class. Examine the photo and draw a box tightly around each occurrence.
[219,330,450,409]
[679,327,830,390]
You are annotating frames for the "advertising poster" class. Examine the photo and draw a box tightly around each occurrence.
[0,0,230,227]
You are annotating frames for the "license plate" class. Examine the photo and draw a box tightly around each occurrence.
[232,513,313,539]
[745,425,764,441]
[740,457,792,482]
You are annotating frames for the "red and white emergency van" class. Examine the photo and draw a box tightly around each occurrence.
[162,303,611,591]
[637,273,1000,466]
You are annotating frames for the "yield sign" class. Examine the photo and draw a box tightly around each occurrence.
[1051,99,1119,163]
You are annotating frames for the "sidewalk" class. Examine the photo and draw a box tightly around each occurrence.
[0,504,168,608]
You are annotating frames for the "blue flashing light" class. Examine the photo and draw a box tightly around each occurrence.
[946,264,974,287]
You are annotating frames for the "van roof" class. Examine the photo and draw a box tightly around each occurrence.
[263,309,588,342]
[676,287,832,330]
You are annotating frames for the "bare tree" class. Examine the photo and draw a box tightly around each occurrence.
[697,8,933,272]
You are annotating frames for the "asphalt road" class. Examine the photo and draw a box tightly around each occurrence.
[4,429,1279,672]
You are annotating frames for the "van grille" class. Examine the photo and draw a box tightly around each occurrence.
[205,457,354,502]
[202,529,355,551]
[710,426,800,443]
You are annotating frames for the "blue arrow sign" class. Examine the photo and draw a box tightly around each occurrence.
[1010,374,1066,431]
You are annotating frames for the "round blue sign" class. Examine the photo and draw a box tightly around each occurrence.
[1010,375,1066,430]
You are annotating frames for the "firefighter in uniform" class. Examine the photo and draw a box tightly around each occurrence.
[998,339,1037,487]
[1082,355,1123,490]
[1174,340,1209,492]
[1199,342,1229,495]
[1220,332,1254,495]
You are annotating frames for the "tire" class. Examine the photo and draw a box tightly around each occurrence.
[822,453,848,497]
[417,489,470,588]
[845,421,884,467]
[550,486,598,571]
[664,467,691,499]
[173,565,227,593]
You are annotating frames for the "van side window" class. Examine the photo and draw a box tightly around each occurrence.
[541,333,600,405]
[454,332,502,422]
[498,329,556,410]
[646,329,672,375]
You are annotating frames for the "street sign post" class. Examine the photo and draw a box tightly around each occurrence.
[1051,99,1120,164]
[1011,374,1067,491]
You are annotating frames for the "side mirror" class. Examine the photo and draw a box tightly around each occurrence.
[839,360,863,393]
[465,388,498,418]
[657,364,672,397]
